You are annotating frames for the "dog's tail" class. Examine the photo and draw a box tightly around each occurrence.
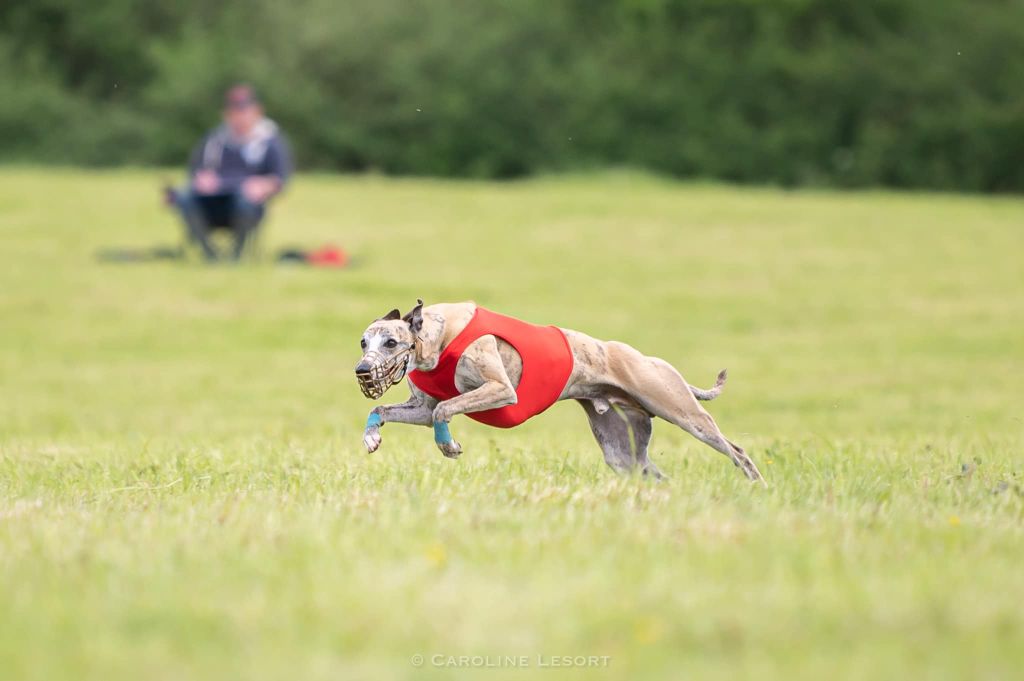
[689,369,727,401]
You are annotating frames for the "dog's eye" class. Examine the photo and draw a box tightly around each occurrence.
[385,338,398,349]
[360,339,367,350]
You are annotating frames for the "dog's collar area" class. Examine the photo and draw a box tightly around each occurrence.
[356,349,411,400]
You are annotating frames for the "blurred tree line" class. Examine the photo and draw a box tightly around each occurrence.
[1,0,1022,191]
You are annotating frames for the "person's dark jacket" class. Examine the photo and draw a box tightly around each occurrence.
[188,118,292,193]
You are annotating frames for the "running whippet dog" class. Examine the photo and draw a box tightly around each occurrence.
[355,300,764,482]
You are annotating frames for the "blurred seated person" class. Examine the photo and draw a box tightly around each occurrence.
[168,84,292,260]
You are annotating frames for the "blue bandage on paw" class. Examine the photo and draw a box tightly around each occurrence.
[433,421,452,444]
[365,412,382,429]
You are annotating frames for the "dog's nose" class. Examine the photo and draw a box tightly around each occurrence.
[355,361,372,374]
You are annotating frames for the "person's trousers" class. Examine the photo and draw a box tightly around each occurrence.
[174,190,265,260]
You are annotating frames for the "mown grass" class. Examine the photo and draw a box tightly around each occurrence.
[1,168,1022,680]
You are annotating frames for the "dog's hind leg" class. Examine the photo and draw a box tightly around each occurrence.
[578,400,636,475]
[605,342,764,482]
[620,406,664,480]
[667,404,762,482]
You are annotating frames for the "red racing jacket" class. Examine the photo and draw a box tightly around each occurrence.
[407,307,574,428]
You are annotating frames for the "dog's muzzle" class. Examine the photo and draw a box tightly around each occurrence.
[355,350,411,400]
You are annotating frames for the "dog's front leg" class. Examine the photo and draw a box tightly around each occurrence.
[363,383,436,453]
[431,336,517,458]
[430,381,513,459]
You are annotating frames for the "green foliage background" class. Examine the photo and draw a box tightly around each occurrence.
[2,0,1023,190]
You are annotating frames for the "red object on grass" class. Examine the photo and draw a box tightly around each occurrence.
[306,246,349,268]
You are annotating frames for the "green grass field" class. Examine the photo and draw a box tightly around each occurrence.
[1,168,1022,680]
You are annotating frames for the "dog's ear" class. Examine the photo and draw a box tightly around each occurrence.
[403,298,424,334]
[378,309,401,322]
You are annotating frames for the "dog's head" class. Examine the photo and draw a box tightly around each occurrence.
[354,299,424,399]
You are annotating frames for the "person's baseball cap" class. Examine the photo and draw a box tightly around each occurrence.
[224,84,260,110]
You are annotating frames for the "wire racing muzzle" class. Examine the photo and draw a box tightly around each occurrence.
[355,349,411,400]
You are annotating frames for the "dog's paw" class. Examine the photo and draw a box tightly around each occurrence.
[363,427,382,453]
[437,439,462,459]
